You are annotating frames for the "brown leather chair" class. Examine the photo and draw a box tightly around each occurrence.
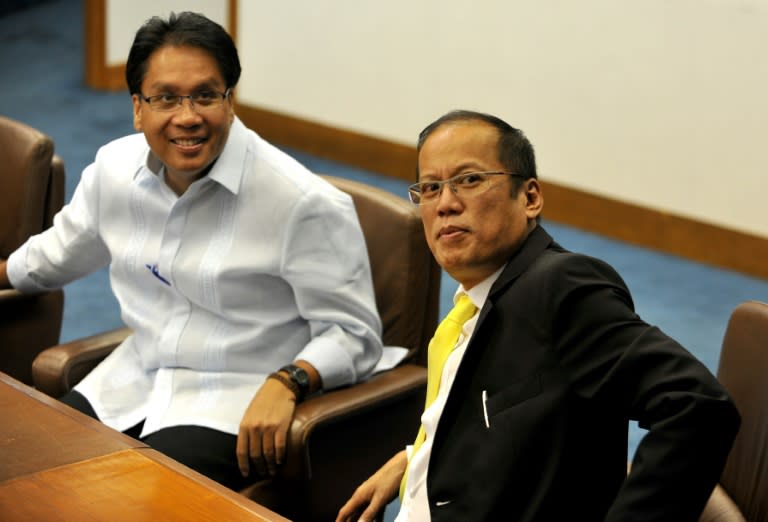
[698,300,768,522]
[0,116,65,386]
[32,174,441,521]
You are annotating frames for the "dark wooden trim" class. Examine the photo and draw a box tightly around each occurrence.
[83,0,105,88]
[236,104,417,182]
[236,103,768,280]
[101,65,126,91]
[83,1,238,92]
[83,0,128,90]
[228,0,238,45]
[540,183,768,279]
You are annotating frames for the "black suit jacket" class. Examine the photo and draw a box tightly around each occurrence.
[425,226,739,521]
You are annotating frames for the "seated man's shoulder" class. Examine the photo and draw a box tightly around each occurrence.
[90,133,150,179]
[245,143,348,203]
[528,248,625,289]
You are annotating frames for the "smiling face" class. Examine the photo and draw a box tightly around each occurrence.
[132,45,234,195]
[417,120,543,289]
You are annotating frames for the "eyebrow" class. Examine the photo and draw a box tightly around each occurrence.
[146,79,224,93]
[419,163,489,181]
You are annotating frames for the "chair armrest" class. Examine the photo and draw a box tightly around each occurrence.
[292,363,426,442]
[698,484,745,522]
[241,363,426,520]
[286,364,426,475]
[0,288,49,304]
[0,288,64,386]
[32,327,132,398]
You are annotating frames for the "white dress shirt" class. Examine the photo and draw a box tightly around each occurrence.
[396,267,504,521]
[8,117,382,437]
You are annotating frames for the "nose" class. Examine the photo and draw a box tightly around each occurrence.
[435,181,462,215]
[174,97,202,123]
[179,96,199,111]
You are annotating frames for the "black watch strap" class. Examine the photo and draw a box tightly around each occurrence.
[280,364,310,402]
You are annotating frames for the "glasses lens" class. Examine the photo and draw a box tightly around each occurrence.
[145,91,228,112]
[407,186,422,204]
[453,172,489,196]
[148,95,180,111]
[411,181,443,205]
[191,91,223,108]
[409,173,494,205]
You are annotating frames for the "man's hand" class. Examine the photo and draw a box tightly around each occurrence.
[236,377,297,478]
[336,450,407,522]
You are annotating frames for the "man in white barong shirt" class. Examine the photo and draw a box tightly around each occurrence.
[0,12,382,489]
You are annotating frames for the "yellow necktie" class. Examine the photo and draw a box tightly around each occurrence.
[400,293,478,498]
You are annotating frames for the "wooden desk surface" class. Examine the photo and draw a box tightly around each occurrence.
[0,449,285,521]
[0,372,143,482]
[0,373,290,521]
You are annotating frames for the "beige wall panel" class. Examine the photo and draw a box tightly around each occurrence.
[105,0,228,65]
[237,0,767,239]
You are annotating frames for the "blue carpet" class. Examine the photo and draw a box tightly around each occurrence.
[3,2,768,520]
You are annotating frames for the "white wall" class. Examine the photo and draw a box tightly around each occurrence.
[237,0,767,239]
[103,0,767,239]
[105,0,228,65]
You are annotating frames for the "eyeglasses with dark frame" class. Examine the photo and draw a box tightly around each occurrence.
[407,171,526,205]
[138,89,231,112]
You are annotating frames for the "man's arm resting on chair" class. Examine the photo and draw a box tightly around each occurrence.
[236,359,323,479]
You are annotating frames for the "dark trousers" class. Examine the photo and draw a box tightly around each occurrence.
[60,390,249,490]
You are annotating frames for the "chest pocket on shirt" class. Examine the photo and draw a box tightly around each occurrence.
[485,373,543,418]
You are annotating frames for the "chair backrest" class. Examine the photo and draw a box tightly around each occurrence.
[0,116,65,385]
[322,175,440,366]
[716,300,768,522]
[0,116,64,257]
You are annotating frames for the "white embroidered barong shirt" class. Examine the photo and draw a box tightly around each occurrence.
[8,117,383,437]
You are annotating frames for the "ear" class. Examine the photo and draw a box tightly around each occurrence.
[131,94,143,132]
[227,89,235,125]
[523,178,544,219]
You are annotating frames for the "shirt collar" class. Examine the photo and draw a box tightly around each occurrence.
[456,264,506,311]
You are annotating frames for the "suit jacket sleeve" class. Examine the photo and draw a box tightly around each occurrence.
[543,253,740,521]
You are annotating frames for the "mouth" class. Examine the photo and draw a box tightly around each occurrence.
[438,224,469,241]
[171,137,207,151]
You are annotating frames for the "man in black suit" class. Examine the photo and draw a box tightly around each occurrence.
[337,110,740,521]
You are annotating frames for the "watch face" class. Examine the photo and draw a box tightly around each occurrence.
[294,367,309,388]
[284,365,310,392]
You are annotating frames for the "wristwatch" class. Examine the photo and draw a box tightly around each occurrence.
[280,364,310,402]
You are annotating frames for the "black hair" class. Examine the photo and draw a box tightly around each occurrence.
[125,11,241,94]
[416,110,538,186]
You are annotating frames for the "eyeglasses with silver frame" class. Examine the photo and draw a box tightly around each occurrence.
[407,171,525,205]
[138,89,231,112]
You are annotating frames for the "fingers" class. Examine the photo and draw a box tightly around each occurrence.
[337,451,407,521]
[237,378,297,479]
[236,425,269,478]
[336,491,384,522]
[357,504,381,522]
[336,481,380,522]
[262,442,275,476]
[274,425,287,466]
[257,423,287,476]
[357,491,389,522]
[250,425,268,476]
[336,494,365,522]
[236,428,251,477]
[236,424,288,478]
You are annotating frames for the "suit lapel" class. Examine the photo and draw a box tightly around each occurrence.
[487,225,555,301]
